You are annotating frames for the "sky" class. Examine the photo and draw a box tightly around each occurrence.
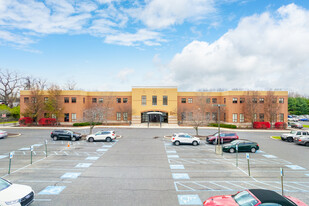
[1,0,309,94]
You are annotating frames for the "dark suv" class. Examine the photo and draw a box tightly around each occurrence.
[206,132,239,144]
[50,130,82,141]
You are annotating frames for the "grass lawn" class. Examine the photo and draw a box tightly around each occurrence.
[303,125,309,128]
[0,121,18,124]
[271,136,281,140]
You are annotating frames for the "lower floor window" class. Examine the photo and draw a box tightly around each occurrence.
[117,112,121,121]
[64,113,69,122]
[259,113,264,122]
[123,112,128,121]
[233,113,238,123]
[240,113,244,123]
[279,113,284,122]
[72,113,76,122]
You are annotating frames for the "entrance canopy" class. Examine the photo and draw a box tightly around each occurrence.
[146,112,163,115]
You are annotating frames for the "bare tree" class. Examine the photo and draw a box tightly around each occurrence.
[244,91,259,126]
[264,91,280,127]
[23,76,47,91]
[83,105,105,134]
[65,80,77,90]
[0,69,22,108]
[101,95,114,125]
[45,84,63,124]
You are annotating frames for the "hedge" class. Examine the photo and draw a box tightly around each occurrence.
[253,122,271,129]
[209,123,237,129]
[19,117,33,125]
[73,122,102,126]
[39,118,57,126]
[274,122,287,129]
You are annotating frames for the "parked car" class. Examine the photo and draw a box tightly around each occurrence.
[0,130,8,139]
[206,132,239,144]
[290,122,303,129]
[86,130,116,142]
[203,189,307,206]
[223,139,259,153]
[299,117,309,121]
[281,130,309,142]
[171,133,200,146]
[50,130,82,141]
[0,177,34,206]
[294,135,309,147]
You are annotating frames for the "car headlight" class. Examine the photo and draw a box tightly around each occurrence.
[5,199,20,205]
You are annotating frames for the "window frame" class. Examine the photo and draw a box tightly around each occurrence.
[71,97,76,103]
[64,97,69,103]
[152,96,157,106]
[232,98,238,103]
[181,98,186,103]
[92,98,97,103]
[141,95,147,105]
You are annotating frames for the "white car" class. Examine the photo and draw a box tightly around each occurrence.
[0,130,8,139]
[0,178,34,206]
[171,133,200,146]
[86,130,116,142]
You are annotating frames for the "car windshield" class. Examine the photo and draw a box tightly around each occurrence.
[233,191,258,206]
[0,178,11,191]
[231,140,241,145]
[290,131,297,134]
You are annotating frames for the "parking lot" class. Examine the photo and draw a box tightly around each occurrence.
[0,127,309,205]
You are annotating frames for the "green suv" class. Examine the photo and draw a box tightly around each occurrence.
[223,139,259,153]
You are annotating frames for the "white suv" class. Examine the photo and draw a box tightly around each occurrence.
[86,130,116,142]
[171,133,200,146]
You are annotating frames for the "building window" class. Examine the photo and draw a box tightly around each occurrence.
[240,113,244,122]
[99,98,103,103]
[24,97,29,103]
[252,98,257,103]
[224,113,226,122]
[188,112,193,121]
[52,114,56,118]
[272,98,277,103]
[44,97,48,103]
[259,113,264,122]
[123,112,128,121]
[188,98,193,103]
[279,113,284,122]
[240,98,245,103]
[44,113,50,118]
[117,98,121,103]
[233,113,238,122]
[64,113,69,122]
[224,98,226,103]
[212,112,217,121]
[212,98,217,103]
[64,97,69,103]
[142,95,146,105]
[163,96,168,105]
[83,98,85,103]
[254,113,257,121]
[206,98,210,104]
[259,98,264,103]
[123,98,128,103]
[116,112,121,121]
[181,112,186,120]
[279,98,284,103]
[72,97,76,103]
[272,113,277,122]
[72,113,76,122]
[206,112,210,120]
[152,96,157,106]
[181,98,186,103]
[92,98,97,103]
[31,97,37,103]
[232,98,238,103]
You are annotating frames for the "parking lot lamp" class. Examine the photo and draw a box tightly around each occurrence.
[213,104,225,155]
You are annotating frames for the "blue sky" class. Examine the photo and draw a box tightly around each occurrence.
[1,0,309,94]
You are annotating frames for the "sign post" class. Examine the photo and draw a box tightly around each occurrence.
[236,144,239,167]
[30,146,33,164]
[45,140,48,157]
[246,153,250,176]
[280,168,284,196]
[212,104,226,155]
[8,152,13,174]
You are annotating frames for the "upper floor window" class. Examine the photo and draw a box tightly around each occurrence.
[31,97,37,103]
[181,98,186,103]
[72,97,76,103]
[163,96,168,105]
[123,98,128,103]
[117,98,121,103]
[83,98,85,104]
[240,98,245,103]
[232,98,238,103]
[188,98,193,103]
[224,98,226,103]
[212,98,217,103]
[259,98,264,103]
[252,98,257,103]
[142,95,146,105]
[92,98,97,103]
[152,96,157,106]
[206,98,210,104]
[64,97,69,103]
[99,98,103,103]
[24,97,29,103]
[44,97,48,103]
[272,98,277,103]
[279,98,284,103]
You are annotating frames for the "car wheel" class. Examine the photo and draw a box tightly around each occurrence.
[53,136,58,141]
[305,142,309,147]
[192,141,198,146]
[88,137,94,142]
[251,147,256,153]
[287,137,293,142]
[71,136,76,141]
[174,141,180,146]
[229,148,235,153]
[106,137,112,142]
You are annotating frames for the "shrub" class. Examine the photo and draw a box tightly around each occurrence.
[39,118,57,126]
[19,117,33,125]
[73,122,102,126]
[253,122,271,129]
[274,122,287,129]
[209,123,237,129]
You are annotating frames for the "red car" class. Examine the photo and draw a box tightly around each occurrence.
[206,132,239,144]
[203,189,307,206]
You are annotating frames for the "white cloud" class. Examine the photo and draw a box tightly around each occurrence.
[117,68,134,83]
[0,30,34,45]
[167,3,309,94]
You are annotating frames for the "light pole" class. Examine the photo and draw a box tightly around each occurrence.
[213,104,225,155]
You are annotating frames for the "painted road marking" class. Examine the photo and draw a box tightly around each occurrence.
[38,186,66,195]
[0,155,7,159]
[256,150,265,153]
[172,173,190,180]
[96,149,108,152]
[285,165,306,170]
[32,144,43,147]
[75,163,92,168]
[85,156,99,160]
[61,172,81,179]
[166,150,177,154]
[263,154,277,158]
[168,155,179,158]
[102,145,112,148]
[19,148,30,151]
[178,195,202,205]
[170,165,185,170]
